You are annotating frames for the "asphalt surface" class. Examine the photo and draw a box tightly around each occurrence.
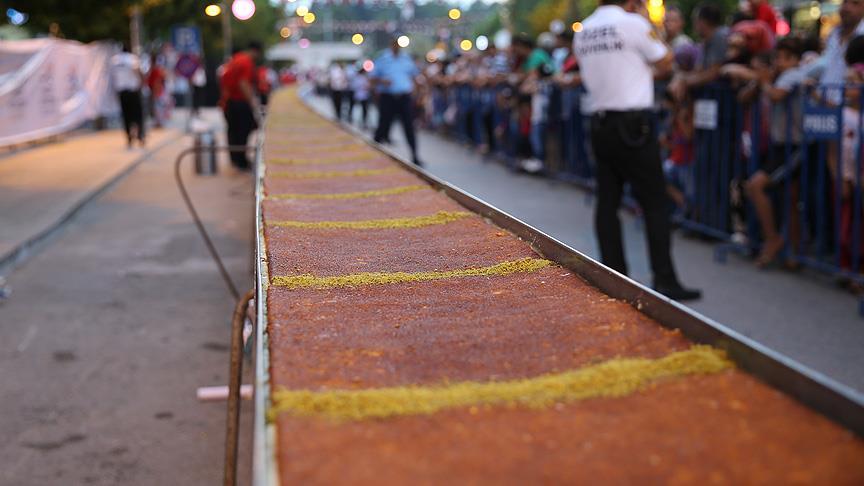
[0,124,255,485]
[309,94,864,393]
[0,128,177,272]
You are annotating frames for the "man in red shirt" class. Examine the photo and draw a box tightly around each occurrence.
[749,0,778,34]
[220,41,263,171]
[257,64,274,107]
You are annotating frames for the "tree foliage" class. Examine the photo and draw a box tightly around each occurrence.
[5,0,283,59]
[6,0,134,42]
[503,0,739,37]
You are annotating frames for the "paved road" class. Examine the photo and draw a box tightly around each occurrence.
[0,129,177,269]
[309,94,864,393]
[0,123,255,485]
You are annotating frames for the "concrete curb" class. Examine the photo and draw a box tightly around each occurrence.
[0,132,185,277]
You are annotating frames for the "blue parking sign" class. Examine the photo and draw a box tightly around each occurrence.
[172,25,202,55]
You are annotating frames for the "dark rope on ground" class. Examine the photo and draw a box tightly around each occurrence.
[173,145,253,301]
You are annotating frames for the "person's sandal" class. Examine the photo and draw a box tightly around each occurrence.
[755,237,785,268]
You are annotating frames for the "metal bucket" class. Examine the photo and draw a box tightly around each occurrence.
[193,129,217,175]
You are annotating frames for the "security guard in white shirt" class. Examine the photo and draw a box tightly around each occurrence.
[574,0,701,301]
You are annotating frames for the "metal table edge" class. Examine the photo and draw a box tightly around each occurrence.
[252,130,281,486]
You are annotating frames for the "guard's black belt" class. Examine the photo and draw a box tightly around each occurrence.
[592,109,653,119]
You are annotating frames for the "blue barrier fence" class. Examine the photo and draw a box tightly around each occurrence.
[427,81,864,309]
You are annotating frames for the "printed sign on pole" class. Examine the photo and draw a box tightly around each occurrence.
[175,54,201,79]
[693,99,719,130]
[171,25,202,55]
[803,105,842,141]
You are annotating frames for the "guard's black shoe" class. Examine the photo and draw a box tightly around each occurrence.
[653,284,702,302]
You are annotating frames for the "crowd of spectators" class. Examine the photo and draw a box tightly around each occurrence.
[325,0,864,278]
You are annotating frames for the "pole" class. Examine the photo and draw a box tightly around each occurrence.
[130,5,142,56]
[224,288,255,486]
[221,1,233,61]
[325,9,333,42]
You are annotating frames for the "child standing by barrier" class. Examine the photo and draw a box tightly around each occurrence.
[663,99,695,214]
[662,45,699,215]
[727,38,808,266]
[752,40,807,267]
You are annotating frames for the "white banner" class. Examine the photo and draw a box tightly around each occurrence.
[0,38,119,147]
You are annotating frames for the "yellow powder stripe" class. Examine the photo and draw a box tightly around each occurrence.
[267,185,429,201]
[270,210,470,231]
[268,154,383,166]
[269,138,357,145]
[271,257,553,290]
[269,168,400,179]
[268,346,734,422]
[268,148,370,155]
[268,141,367,148]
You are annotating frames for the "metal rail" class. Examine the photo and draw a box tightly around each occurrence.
[225,288,255,486]
[174,144,255,300]
[252,135,278,486]
[172,141,263,484]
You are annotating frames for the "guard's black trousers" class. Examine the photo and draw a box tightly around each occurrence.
[331,89,345,120]
[118,90,144,143]
[224,99,258,169]
[351,98,370,127]
[590,111,679,287]
[375,93,418,161]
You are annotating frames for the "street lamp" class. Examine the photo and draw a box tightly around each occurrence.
[397,35,410,48]
[646,0,665,24]
[6,8,28,25]
[205,4,221,16]
[448,8,461,21]
[303,12,316,24]
[476,35,489,51]
[352,33,364,45]
[207,0,255,60]
[280,27,292,39]
[231,0,255,21]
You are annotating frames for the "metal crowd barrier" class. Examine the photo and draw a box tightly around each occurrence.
[700,84,864,295]
[428,81,864,314]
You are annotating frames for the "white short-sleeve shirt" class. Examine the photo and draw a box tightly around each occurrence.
[573,5,667,112]
[111,52,142,92]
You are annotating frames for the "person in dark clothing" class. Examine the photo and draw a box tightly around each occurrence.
[110,44,145,148]
[219,42,263,170]
[349,67,372,129]
[329,63,349,120]
[371,36,423,166]
[575,0,702,301]
[257,64,274,107]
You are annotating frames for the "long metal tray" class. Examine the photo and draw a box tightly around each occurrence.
[252,96,864,485]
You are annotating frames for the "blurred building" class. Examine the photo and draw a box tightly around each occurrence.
[267,41,363,70]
